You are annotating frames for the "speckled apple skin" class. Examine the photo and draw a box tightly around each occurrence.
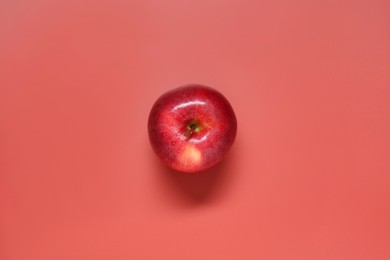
[148,84,237,173]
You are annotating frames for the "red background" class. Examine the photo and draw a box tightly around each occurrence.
[1,0,390,259]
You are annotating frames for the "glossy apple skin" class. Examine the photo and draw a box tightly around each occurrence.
[148,84,237,173]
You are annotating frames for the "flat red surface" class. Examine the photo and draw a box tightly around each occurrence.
[1,0,390,259]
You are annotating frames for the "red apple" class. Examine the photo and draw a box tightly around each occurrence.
[148,84,237,173]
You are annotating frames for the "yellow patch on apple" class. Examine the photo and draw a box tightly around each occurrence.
[179,145,202,166]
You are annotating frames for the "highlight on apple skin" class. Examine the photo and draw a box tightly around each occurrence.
[148,84,237,173]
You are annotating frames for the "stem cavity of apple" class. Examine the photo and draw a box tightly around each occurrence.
[184,120,203,138]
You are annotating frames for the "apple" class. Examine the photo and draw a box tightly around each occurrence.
[148,84,237,173]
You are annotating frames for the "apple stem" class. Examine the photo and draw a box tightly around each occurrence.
[184,121,202,138]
